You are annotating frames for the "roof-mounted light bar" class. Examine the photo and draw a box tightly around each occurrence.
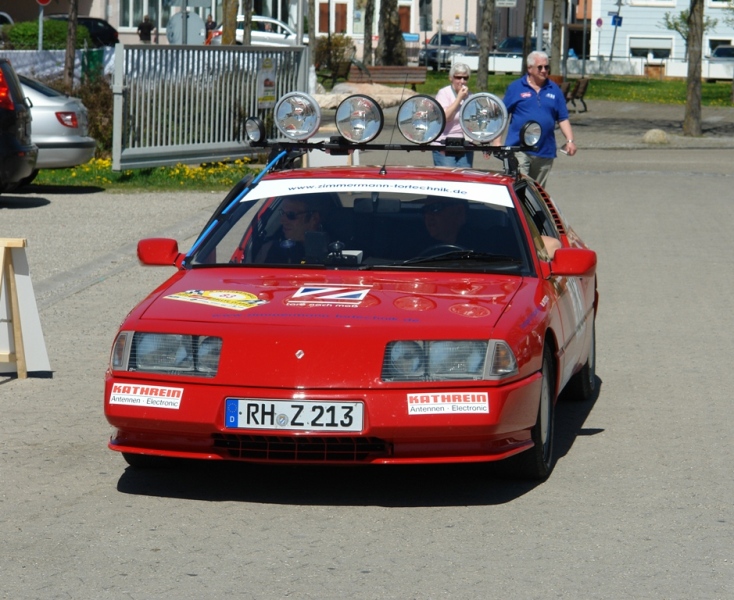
[245,93,539,175]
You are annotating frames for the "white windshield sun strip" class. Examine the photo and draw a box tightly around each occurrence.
[240,179,515,208]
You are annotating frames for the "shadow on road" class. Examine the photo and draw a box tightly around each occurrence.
[11,183,107,196]
[0,196,51,209]
[115,379,602,507]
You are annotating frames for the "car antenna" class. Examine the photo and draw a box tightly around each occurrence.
[379,73,411,175]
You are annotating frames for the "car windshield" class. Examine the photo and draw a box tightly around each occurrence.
[188,177,532,274]
[429,34,476,47]
[713,46,734,58]
[19,76,64,98]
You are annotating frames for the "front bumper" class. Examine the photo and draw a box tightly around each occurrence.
[105,374,541,465]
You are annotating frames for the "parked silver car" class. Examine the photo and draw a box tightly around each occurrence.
[209,15,308,46]
[19,76,96,186]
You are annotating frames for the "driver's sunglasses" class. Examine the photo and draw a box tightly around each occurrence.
[535,65,551,72]
[280,209,312,220]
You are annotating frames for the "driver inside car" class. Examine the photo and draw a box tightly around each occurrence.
[421,197,561,259]
[423,198,468,245]
[258,198,325,264]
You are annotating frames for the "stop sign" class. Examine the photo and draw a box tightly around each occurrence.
[37,0,52,6]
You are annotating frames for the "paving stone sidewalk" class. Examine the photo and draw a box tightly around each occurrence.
[566,99,734,149]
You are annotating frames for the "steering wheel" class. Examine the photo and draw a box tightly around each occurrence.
[417,243,467,258]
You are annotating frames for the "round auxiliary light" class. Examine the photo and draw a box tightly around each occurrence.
[274,92,321,141]
[396,95,446,144]
[459,93,508,144]
[521,120,542,148]
[335,95,384,143]
[244,117,266,143]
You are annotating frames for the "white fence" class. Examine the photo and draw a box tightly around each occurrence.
[0,48,115,80]
[454,54,733,80]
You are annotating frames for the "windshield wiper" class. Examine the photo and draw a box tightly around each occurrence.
[400,250,523,266]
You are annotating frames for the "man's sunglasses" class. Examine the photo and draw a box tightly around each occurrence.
[280,209,312,220]
[534,65,551,72]
[453,75,469,80]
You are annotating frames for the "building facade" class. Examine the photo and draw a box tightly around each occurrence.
[2,0,733,63]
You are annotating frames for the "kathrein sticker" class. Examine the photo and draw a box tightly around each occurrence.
[407,392,489,415]
[165,290,267,311]
[110,384,184,410]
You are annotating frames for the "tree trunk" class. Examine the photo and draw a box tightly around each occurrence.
[477,0,494,92]
[551,0,563,75]
[241,0,253,46]
[375,0,406,66]
[522,0,535,73]
[364,0,375,66]
[64,0,78,90]
[308,0,316,58]
[222,0,238,45]
[683,0,703,136]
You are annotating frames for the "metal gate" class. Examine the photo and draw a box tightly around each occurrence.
[112,44,307,171]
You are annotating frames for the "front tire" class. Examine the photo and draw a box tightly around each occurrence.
[567,319,596,402]
[502,345,556,480]
[18,170,39,188]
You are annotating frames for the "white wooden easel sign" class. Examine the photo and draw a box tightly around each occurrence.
[0,238,52,379]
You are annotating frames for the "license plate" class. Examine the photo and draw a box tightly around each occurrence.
[225,399,364,432]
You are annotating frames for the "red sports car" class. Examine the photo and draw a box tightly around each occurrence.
[105,92,597,480]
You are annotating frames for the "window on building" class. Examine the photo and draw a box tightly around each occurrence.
[121,0,174,30]
[629,37,672,60]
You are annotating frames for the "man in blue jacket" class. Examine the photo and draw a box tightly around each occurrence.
[499,51,577,188]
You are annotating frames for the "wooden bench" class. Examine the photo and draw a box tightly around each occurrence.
[348,65,427,91]
[318,60,353,87]
[566,78,589,113]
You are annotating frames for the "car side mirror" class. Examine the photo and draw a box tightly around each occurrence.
[548,248,597,278]
[137,238,181,267]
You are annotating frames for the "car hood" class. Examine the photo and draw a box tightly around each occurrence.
[130,269,524,387]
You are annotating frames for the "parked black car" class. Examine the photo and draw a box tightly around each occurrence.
[0,59,37,193]
[418,32,479,71]
[492,37,546,57]
[47,15,119,47]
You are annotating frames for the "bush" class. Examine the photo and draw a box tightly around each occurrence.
[314,33,354,71]
[3,20,92,50]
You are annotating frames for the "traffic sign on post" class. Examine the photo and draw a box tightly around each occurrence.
[37,0,52,6]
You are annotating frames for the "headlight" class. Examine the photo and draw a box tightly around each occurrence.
[459,93,508,144]
[382,340,518,382]
[274,92,321,140]
[110,331,222,377]
[520,120,542,147]
[335,94,384,143]
[397,95,446,144]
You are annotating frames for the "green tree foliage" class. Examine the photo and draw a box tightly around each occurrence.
[2,20,92,50]
[661,9,717,57]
